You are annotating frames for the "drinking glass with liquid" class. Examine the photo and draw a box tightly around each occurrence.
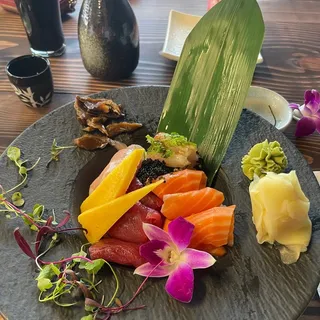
[14,0,66,57]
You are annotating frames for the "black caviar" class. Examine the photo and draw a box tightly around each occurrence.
[137,159,173,185]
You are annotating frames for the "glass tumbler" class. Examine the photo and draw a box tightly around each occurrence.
[14,0,66,57]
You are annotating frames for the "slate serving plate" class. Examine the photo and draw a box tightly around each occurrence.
[0,86,319,320]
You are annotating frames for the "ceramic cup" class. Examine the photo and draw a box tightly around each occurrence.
[6,55,53,108]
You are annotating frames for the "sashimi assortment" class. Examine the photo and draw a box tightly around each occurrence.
[75,133,312,306]
[77,132,237,302]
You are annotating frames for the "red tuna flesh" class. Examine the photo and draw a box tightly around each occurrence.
[127,178,163,211]
[89,238,146,268]
[108,202,163,243]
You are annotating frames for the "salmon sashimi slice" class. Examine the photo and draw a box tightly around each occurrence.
[163,219,228,257]
[161,187,224,220]
[197,244,228,257]
[228,213,235,246]
[163,218,171,232]
[185,205,235,249]
[153,169,207,200]
[89,144,144,194]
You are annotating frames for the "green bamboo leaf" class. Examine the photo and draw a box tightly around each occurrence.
[158,0,265,185]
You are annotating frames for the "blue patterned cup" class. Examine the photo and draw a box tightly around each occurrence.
[6,55,53,108]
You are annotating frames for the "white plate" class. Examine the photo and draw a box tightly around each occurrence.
[160,10,263,64]
[244,86,292,131]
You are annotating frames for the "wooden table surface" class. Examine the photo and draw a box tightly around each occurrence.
[0,0,319,318]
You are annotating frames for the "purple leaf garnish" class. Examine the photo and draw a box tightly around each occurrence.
[13,228,36,260]
[56,210,71,228]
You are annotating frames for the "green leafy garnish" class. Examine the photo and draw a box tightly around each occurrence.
[72,249,87,263]
[157,0,265,185]
[81,315,94,320]
[36,264,57,291]
[47,139,76,167]
[79,258,105,274]
[21,203,46,231]
[146,132,195,158]
[37,278,53,291]
[7,146,21,162]
[4,146,40,195]
[0,197,47,231]
[11,192,25,207]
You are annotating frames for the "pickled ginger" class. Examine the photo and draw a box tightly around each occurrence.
[249,171,311,264]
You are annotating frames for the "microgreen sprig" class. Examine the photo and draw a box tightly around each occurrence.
[47,139,76,167]
[13,209,156,319]
[5,146,40,194]
[11,192,25,207]
[0,196,47,231]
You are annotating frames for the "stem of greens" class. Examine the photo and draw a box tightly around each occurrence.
[26,157,41,172]
[5,174,27,194]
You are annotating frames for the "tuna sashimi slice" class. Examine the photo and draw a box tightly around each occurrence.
[89,238,146,268]
[108,202,163,243]
[153,169,207,200]
[161,187,224,220]
[127,177,163,211]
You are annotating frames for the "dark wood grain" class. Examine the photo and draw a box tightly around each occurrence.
[0,0,320,168]
[0,0,319,317]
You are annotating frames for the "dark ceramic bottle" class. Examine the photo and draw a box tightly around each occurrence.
[78,0,139,80]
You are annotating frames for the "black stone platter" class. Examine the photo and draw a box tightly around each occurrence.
[0,86,319,320]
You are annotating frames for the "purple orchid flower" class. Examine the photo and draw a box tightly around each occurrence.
[134,217,216,303]
[289,89,320,137]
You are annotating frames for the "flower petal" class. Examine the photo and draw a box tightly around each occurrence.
[165,262,194,303]
[140,240,168,265]
[295,117,316,137]
[168,217,194,252]
[299,105,312,117]
[306,101,320,115]
[288,103,300,110]
[143,223,172,245]
[305,89,320,105]
[181,248,216,269]
[134,262,172,278]
[314,116,320,134]
[304,90,320,114]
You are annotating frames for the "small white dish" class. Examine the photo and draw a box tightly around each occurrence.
[160,10,263,64]
[244,86,292,131]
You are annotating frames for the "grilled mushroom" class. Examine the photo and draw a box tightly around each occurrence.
[73,96,143,151]
[106,122,143,137]
[74,134,110,151]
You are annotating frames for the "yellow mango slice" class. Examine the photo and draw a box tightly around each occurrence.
[78,179,164,243]
[80,148,144,213]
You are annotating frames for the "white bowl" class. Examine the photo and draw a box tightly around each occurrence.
[160,10,263,64]
[244,86,292,131]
